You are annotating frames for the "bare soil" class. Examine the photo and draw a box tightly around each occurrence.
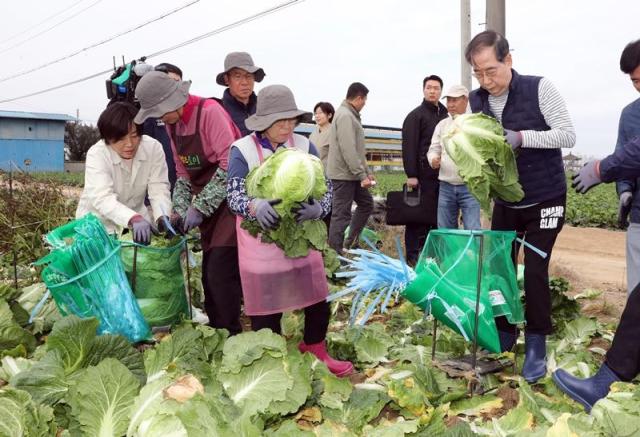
[551,225,627,322]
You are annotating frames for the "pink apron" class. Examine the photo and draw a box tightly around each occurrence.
[236,135,329,315]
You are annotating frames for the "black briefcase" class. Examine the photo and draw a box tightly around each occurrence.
[385,183,438,226]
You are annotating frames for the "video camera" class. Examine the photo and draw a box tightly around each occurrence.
[105,57,154,107]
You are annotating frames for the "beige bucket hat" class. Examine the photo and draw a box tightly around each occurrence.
[245,85,311,132]
[134,71,190,124]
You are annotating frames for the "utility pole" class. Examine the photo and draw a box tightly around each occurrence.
[486,0,506,35]
[76,108,80,121]
[460,0,472,90]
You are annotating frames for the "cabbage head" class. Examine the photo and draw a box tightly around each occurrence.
[242,148,329,258]
[442,113,524,213]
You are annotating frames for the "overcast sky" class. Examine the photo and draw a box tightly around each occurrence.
[0,0,638,158]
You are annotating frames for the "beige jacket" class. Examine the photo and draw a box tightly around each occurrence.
[427,115,464,185]
[326,100,368,181]
[309,124,332,168]
[76,135,171,233]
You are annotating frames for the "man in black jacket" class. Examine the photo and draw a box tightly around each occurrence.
[401,74,448,264]
[216,52,266,136]
[553,136,640,412]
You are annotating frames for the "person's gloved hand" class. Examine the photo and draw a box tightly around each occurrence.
[129,215,157,245]
[618,191,633,229]
[253,199,282,230]
[504,129,523,150]
[156,215,170,233]
[169,213,184,234]
[156,215,179,238]
[292,199,323,223]
[571,160,601,194]
[183,206,203,233]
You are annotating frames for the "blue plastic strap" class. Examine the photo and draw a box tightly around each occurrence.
[516,237,548,259]
[427,292,471,342]
[28,289,51,323]
[159,205,178,236]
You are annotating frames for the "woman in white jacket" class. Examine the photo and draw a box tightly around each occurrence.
[76,102,171,244]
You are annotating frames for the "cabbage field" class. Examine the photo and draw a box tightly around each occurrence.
[2,276,639,436]
[1,171,637,436]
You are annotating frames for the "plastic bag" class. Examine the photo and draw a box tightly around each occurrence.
[37,214,151,342]
[120,235,189,327]
[403,229,523,353]
[345,226,383,246]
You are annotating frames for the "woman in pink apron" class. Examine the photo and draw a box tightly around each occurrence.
[227,85,353,377]
[134,71,244,334]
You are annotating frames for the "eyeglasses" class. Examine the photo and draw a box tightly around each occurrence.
[472,67,500,80]
[228,71,255,82]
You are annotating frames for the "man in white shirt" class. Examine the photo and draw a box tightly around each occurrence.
[428,84,481,230]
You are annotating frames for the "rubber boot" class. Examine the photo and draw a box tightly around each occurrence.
[298,341,354,377]
[498,330,518,352]
[522,333,546,383]
[552,363,620,412]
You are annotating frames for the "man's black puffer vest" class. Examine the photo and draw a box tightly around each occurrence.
[469,70,566,205]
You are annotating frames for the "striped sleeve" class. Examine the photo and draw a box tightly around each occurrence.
[522,77,576,149]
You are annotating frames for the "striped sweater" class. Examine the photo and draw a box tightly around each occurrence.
[488,77,575,150]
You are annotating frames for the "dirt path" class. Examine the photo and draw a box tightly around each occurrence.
[550,225,627,321]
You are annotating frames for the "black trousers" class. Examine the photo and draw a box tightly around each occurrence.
[491,194,566,335]
[202,246,243,335]
[606,282,640,381]
[405,175,438,265]
[405,223,437,266]
[250,300,330,345]
[328,180,374,253]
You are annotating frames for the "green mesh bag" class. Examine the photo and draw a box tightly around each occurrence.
[37,214,151,342]
[403,229,523,353]
[120,236,189,327]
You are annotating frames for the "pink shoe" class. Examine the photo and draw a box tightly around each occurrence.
[298,341,354,377]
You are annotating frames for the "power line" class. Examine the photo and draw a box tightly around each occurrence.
[145,0,302,59]
[0,0,305,104]
[0,0,104,55]
[0,0,88,45]
[0,69,112,104]
[0,0,201,83]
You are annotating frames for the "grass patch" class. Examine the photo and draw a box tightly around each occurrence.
[29,171,84,187]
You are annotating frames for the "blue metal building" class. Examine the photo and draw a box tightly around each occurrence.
[0,110,75,172]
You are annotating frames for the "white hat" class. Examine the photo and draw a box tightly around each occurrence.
[442,84,469,98]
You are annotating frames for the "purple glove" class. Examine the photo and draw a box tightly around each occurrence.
[129,215,157,245]
[253,199,282,230]
[504,129,523,150]
[292,199,323,223]
[183,206,203,233]
[571,160,601,194]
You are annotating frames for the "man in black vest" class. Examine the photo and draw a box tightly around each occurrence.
[465,31,576,383]
[401,75,448,265]
[216,52,266,136]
